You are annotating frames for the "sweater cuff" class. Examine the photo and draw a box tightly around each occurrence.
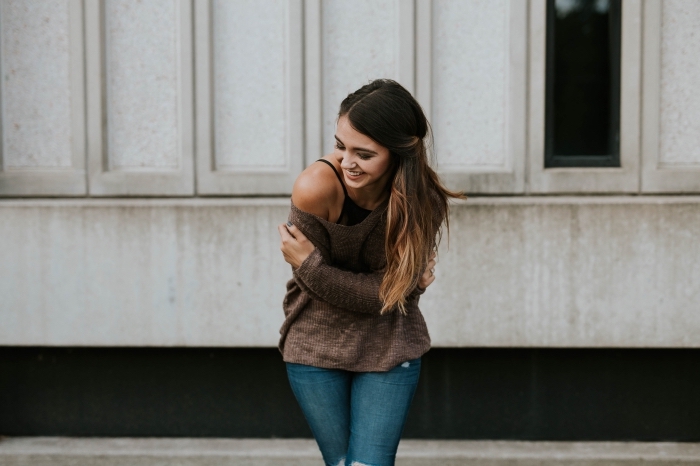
[407,285,426,302]
[294,247,325,284]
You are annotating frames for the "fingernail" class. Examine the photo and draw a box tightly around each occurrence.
[286,221,293,227]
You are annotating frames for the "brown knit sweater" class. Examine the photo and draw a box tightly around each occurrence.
[278,200,434,372]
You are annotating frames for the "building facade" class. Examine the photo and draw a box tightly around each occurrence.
[1,0,699,439]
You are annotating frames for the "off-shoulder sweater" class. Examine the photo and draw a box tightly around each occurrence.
[278,200,433,372]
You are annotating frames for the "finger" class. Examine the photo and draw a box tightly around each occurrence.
[429,251,436,260]
[282,222,297,239]
[418,273,435,289]
[427,258,436,269]
[278,224,294,241]
[286,223,308,241]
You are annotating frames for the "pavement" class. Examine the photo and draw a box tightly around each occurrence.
[1,437,700,465]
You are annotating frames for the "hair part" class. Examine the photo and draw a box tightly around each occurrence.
[338,79,464,314]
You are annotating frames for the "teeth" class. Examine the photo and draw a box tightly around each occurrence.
[348,171,362,176]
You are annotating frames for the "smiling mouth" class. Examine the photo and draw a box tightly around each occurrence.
[346,170,363,176]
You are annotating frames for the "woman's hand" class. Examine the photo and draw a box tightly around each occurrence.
[417,251,437,290]
[278,222,316,269]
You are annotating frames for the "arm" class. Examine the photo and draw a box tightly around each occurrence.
[295,248,384,313]
[279,222,434,314]
[278,220,390,314]
[292,247,427,314]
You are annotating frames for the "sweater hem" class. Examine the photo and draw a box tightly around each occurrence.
[280,344,431,373]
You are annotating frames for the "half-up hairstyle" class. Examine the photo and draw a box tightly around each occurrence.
[338,79,464,314]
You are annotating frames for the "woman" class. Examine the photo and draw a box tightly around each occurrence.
[277,79,462,466]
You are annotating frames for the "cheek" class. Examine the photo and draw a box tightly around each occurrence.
[372,156,392,176]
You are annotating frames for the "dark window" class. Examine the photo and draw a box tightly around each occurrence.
[545,0,621,168]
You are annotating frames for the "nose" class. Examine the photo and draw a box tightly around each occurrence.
[339,153,356,170]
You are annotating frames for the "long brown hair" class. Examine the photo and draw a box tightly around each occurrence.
[339,79,464,314]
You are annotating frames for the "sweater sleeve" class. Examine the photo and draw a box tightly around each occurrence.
[292,247,423,314]
[287,200,427,314]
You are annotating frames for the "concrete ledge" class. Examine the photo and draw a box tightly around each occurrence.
[2,196,700,347]
[1,438,700,466]
[3,195,700,207]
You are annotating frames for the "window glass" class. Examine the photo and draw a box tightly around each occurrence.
[545,0,621,167]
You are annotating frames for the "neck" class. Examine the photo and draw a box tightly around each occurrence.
[349,186,389,210]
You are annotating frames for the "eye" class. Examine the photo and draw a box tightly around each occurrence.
[334,142,345,150]
[357,153,372,160]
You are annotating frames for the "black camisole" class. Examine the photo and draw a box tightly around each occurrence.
[316,159,372,226]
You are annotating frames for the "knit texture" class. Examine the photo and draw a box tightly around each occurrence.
[278,199,434,372]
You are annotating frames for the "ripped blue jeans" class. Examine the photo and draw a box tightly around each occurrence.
[286,358,421,466]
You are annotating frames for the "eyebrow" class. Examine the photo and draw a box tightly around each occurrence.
[335,135,378,155]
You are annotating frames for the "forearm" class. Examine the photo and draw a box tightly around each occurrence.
[293,248,423,314]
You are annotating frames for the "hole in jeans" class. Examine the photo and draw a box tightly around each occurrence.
[350,462,371,466]
[401,361,410,368]
[333,457,345,466]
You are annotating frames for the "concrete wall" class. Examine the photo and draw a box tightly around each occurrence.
[1,1,700,349]
[2,197,698,348]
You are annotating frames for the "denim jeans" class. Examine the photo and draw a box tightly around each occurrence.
[286,358,421,466]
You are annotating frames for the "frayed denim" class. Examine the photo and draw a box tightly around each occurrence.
[286,358,421,466]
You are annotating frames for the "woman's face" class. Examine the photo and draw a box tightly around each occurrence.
[333,115,393,194]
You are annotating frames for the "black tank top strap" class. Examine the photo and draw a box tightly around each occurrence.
[315,158,372,226]
[316,159,348,198]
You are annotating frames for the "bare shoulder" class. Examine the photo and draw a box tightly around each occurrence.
[292,158,342,220]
